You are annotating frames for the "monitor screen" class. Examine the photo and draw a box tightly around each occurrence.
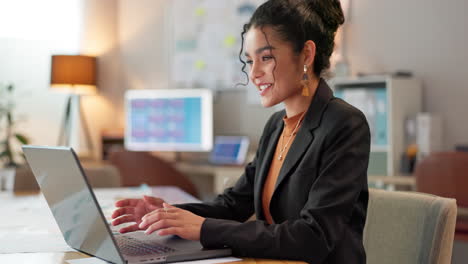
[209,136,250,165]
[124,89,213,151]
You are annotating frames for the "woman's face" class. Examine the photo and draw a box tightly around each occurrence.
[244,26,304,108]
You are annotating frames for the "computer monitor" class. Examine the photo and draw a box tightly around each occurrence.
[124,89,213,152]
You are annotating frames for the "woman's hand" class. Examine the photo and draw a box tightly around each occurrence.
[111,195,165,233]
[139,203,206,241]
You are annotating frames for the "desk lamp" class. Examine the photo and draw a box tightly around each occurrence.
[50,55,96,154]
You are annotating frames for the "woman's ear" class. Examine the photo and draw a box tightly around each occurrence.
[303,40,316,67]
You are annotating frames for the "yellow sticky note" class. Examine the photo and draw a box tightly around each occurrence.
[223,35,236,48]
[195,7,206,17]
[195,60,206,70]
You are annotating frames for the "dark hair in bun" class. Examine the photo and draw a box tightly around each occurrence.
[239,0,344,77]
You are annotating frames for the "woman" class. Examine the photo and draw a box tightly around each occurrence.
[111,0,370,263]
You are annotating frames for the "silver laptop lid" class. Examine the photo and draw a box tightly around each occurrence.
[23,145,126,264]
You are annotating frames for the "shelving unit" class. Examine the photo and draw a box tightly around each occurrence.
[330,75,422,176]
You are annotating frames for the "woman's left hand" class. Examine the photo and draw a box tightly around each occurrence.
[138,203,205,241]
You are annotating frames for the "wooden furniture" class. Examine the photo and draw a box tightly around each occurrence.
[414,152,468,241]
[0,253,304,264]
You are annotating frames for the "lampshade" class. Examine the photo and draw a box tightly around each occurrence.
[50,55,97,95]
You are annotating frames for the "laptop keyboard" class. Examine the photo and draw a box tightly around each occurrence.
[115,235,176,256]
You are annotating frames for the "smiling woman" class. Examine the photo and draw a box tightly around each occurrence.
[112,1,371,263]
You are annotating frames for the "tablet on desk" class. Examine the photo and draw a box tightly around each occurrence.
[209,136,250,165]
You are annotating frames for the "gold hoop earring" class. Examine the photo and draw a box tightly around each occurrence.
[301,65,310,96]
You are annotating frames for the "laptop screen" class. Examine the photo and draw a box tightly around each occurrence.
[22,146,125,264]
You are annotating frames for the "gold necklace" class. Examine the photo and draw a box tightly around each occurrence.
[278,112,305,161]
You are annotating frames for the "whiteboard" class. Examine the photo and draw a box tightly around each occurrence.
[170,0,265,91]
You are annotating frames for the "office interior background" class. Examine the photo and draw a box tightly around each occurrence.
[1,0,468,263]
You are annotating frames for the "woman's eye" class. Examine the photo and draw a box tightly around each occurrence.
[262,56,273,61]
[246,60,253,65]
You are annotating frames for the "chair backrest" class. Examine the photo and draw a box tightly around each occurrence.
[414,152,468,207]
[82,163,122,188]
[364,188,457,264]
[14,163,122,191]
[14,165,40,191]
[108,150,199,198]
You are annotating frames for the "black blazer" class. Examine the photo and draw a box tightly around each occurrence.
[177,79,370,264]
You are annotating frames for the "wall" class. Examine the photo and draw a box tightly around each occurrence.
[0,0,83,164]
[346,0,468,149]
[80,0,121,159]
[0,0,120,162]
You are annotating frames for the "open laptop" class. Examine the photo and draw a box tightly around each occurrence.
[22,145,231,264]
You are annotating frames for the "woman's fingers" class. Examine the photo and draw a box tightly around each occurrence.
[143,196,165,206]
[157,227,183,236]
[142,206,174,219]
[111,207,135,219]
[144,204,177,217]
[112,215,136,226]
[114,198,141,208]
[140,211,179,229]
[119,223,141,233]
[144,219,180,235]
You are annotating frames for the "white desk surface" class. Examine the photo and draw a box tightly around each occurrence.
[0,186,304,264]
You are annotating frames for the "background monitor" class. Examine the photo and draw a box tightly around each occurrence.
[124,89,213,152]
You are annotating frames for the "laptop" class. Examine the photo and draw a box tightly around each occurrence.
[209,136,250,165]
[22,145,231,264]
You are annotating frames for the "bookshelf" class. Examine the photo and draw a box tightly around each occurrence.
[330,76,422,176]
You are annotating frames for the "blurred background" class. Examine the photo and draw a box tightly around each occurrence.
[1,0,468,262]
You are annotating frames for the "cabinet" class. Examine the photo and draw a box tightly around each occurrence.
[330,76,422,176]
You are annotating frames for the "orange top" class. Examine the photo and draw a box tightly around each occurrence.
[262,112,304,224]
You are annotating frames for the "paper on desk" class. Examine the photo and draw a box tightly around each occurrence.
[171,257,242,264]
[0,232,75,253]
[66,257,111,264]
[67,256,242,264]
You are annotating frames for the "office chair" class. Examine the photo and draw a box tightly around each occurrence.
[13,165,40,191]
[364,188,457,264]
[414,152,468,241]
[108,150,199,198]
[81,163,122,188]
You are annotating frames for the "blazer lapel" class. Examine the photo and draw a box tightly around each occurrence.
[273,79,334,191]
[254,120,283,219]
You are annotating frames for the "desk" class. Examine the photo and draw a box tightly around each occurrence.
[0,187,304,264]
[0,252,303,264]
[368,175,416,190]
[175,162,245,194]
[176,161,418,193]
